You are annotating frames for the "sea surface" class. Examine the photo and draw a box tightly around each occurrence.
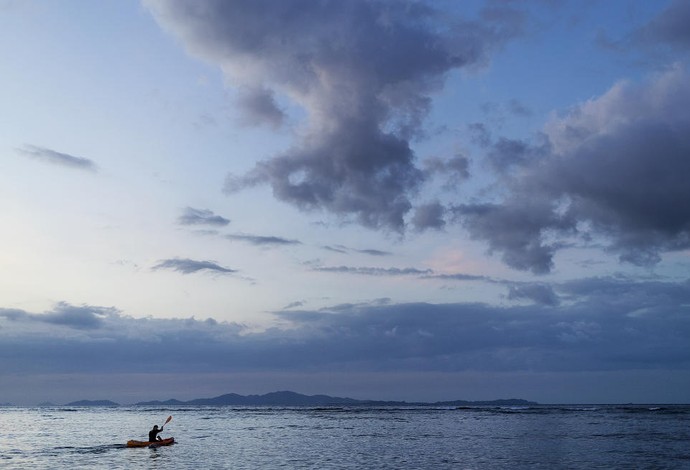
[1,404,689,469]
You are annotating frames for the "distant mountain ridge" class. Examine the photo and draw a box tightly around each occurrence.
[65,399,119,407]
[43,391,538,407]
[134,390,538,407]
[137,391,363,406]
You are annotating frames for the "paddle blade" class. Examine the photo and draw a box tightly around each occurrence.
[165,415,172,425]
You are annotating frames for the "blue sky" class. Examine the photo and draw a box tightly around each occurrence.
[1,0,690,405]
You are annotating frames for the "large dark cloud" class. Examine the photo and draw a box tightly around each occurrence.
[451,199,575,274]
[145,1,690,274]
[146,0,523,231]
[1,277,689,377]
[453,67,690,273]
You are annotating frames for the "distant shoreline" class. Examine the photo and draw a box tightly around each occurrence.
[1,391,539,408]
[4,391,685,408]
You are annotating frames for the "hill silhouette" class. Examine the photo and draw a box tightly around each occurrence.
[134,391,537,407]
[42,391,538,407]
[65,399,119,407]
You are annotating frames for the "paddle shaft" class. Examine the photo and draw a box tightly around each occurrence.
[161,415,172,430]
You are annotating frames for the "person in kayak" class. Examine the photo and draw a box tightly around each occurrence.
[148,424,163,442]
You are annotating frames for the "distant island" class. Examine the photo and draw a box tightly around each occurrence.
[65,399,120,407]
[52,391,537,407]
[136,391,537,407]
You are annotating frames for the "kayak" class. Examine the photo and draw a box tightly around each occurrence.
[126,437,175,448]
[126,437,175,447]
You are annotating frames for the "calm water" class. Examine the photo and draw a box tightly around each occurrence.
[1,405,689,469]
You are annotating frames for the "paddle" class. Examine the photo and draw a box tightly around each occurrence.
[161,415,172,430]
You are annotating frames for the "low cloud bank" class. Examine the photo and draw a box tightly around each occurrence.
[2,277,688,376]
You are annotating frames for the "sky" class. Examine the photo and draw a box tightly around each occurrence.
[1,0,689,406]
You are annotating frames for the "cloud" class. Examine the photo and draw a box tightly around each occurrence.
[0,302,115,330]
[355,248,392,257]
[282,301,305,310]
[16,144,97,172]
[451,200,574,274]
[467,122,492,148]
[321,245,349,254]
[484,137,542,174]
[321,245,392,256]
[411,201,446,231]
[226,234,301,246]
[507,283,560,307]
[633,0,690,49]
[453,66,690,273]
[312,264,490,282]
[313,265,432,276]
[152,258,236,274]
[1,277,688,377]
[422,154,470,185]
[507,99,531,117]
[146,0,523,231]
[178,207,230,227]
[423,272,488,282]
[0,306,248,375]
[235,85,285,128]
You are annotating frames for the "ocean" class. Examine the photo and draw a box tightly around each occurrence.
[1,404,689,469]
